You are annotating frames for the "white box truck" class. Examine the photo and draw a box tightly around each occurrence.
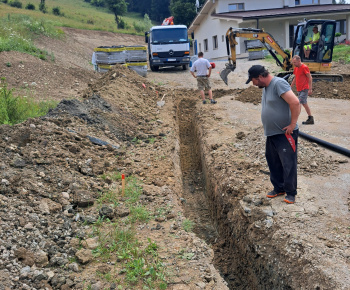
[145,25,190,71]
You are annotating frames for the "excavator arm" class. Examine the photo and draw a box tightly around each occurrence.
[220,27,293,85]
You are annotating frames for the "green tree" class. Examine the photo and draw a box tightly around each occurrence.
[104,0,128,27]
[150,0,170,23]
[170,0,196,26]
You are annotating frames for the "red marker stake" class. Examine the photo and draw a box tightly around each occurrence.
[122,174,125,196]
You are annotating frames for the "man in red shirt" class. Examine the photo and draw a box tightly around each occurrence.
[291,55,314,125]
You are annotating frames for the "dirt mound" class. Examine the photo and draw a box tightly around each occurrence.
[234,75,350,105]
[234,86,262,104]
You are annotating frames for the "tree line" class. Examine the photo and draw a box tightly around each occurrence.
[83,0,206,27]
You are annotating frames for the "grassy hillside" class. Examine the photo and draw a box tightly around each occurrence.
[0,0,150,33]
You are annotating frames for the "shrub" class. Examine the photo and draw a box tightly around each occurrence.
[52,6,62,16]
[25,3,35,10]
[10,1,22,8]
[133,21,145,33]
[39,3,47,13]
[133,14,152,33]
[2,0,8,3]
[118,18,127,29]
[0,79,57,125]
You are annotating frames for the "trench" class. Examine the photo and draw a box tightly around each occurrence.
[177,98,255,289]
[176,97,332,289]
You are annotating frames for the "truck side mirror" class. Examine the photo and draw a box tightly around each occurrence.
[145,32,149,43]
[191,32,194,39]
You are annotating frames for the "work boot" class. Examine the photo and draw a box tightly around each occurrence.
[302,116,314,125]
[283,195,296,204]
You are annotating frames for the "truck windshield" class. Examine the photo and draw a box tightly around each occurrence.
[151,28,188,44]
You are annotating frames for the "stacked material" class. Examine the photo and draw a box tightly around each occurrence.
[124,46,147,62]
[94,46,126,64]
[125,62,147,77]
[94,45,147,77]
[245,40,265,60]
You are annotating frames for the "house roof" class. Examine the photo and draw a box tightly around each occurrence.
[189,3,350,32]
[211,4,350,20]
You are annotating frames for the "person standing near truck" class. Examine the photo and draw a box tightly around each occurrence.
[246,65,300,204]
[291,55,314,125]
[190,52,217,104]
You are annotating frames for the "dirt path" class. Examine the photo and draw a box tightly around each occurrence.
[0,28,349,289]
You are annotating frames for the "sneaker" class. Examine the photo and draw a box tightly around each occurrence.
[283,195,296,204]
[203,100,207,104]
[302,116,314,125]
[210,99,217,104]
[266,190,285,198]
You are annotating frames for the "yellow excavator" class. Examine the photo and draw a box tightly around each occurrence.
[220,19,343,85]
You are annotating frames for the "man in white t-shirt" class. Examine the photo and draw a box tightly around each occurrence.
[190,52,216,104]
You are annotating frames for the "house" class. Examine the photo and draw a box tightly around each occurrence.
[189,0,350,59]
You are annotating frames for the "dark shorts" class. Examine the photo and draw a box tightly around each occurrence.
[298,89,308,104]
[197,76,211,91]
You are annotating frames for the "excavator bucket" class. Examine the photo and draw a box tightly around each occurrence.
[220,63,236,85]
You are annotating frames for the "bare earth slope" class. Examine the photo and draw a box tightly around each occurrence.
[0,28,349,289]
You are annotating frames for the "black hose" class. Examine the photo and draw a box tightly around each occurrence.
[299,131,350,157]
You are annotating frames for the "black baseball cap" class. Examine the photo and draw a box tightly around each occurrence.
[246,65,266,84]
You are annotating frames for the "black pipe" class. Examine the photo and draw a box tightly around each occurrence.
[299,131,350,157]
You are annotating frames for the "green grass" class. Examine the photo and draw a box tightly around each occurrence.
[182,219,195,232]
[89,174,168,288]
[332,44,350,63]
[0,14,62,57]
[0,78,58,125]
[0,0,153,34]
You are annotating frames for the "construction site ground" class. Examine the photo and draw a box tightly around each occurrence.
[0,28,349,289]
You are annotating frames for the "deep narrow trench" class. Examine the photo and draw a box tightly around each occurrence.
[176,98,287,289]
[177,98,218,244]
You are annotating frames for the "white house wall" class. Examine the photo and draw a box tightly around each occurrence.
[193,0,346,59]
[216,0,333,13]
[216,0,284,13]
[195,16,240,60]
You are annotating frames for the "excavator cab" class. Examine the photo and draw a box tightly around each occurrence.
[292,20,341,80]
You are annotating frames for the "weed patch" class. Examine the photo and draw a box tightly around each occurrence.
[0,78,57,125]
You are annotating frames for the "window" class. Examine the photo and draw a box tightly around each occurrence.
[228,3,244,11]
[222,35,225,42]
[336,20,346,34]
[295,0,319,5]
[213,35,218,49]
[204,39,208,51]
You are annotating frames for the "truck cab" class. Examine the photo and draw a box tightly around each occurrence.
[145,25,190,71]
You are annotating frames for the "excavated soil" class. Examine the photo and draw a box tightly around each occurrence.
[0,27,349,290]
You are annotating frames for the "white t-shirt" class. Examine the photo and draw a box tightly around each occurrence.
[190,57,211,76]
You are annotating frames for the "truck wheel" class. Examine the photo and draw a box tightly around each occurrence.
[182,64,189,70]
[150,65,159,72]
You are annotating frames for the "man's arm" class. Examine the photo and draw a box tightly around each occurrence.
[290,76,296,88]
[281,90,300,134]
[306,72,312,95]
[207,66,212,77]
